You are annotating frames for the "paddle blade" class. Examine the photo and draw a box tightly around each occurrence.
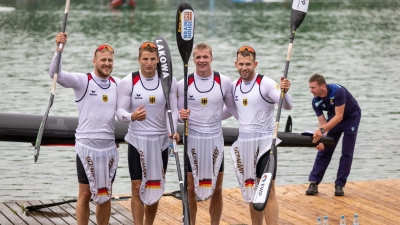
[34,92,54,162]
[176,2,195,64]
[291,0,309,31]
[153,37,173,99]
[285,115,292,133]
[252,147,276,211]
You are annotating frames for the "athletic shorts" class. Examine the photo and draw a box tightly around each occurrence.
[76,154,116,184]
[128,144,169,180]
[186,155,224,173]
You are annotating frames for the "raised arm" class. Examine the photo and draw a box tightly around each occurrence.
[263,77,293,110]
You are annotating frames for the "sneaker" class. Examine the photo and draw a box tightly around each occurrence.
[306,182,318,195]
[335,185,344,196]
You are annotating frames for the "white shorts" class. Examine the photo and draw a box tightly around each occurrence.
[230,133,281,202]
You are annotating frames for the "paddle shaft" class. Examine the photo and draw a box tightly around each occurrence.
[252,31,296,212]
[270,30,296,152]
[176,4,194,224]
[26,195,131,211]
[164,95,190,225]
[182,61,191,225]
[34,0,70,163]
[253,0,309,211]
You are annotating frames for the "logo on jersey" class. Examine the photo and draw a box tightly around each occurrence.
[243,98,248,106]
[188,95,195,101]
[275,84,279,90]
[315,100,323,107]
[201,98,207,106]
[235,96,239,101]
[135,94,142,99]
[102,94,108,102]
[190,148,198,172]
[149,96,156,104]
[330,97,335,105]
[90,90,97,96]
[234,147,244,175]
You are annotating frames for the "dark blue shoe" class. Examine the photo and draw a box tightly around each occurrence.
[335,185,344,196]
[306,182,318,195]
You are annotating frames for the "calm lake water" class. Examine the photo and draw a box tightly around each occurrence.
[0,0,399,201]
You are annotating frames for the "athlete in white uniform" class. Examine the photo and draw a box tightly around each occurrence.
[116,42,179,225]
[230,46,292,225]
[50,33,120,225]
[178,43,237,225]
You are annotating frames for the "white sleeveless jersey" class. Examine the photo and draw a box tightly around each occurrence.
[121,72,169,135]
[233,74,280,134]
[75,73,118,140]
[178,71,232,133]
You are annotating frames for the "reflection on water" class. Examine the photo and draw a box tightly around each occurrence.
[0,0,399,201]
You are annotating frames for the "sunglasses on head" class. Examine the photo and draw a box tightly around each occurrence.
[94,44,114,55]
[237,46,256,55]
[139,42,157,50]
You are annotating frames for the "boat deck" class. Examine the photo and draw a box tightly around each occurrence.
[1,179,399,224]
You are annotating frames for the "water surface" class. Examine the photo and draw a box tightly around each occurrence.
[0,0,399,201]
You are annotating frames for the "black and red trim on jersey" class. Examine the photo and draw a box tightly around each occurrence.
[76,73,117,102]
[187,71,224,99]
[234,74,274,104]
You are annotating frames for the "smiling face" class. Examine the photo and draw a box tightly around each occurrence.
[235,53,258,82]
[93,50,114,79]
[193,44,213,77]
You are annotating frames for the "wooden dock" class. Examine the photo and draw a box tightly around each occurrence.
[1,179,399,224]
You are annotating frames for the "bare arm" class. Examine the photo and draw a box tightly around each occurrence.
[312,104,345,142]
[168,77,179,133]
[221,78,238,120]
[177,79,187,123]
[116,75,146,123]
[49,32,85,90]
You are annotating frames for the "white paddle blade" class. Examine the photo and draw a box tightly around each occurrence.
[252,172,273,211]
[291,0,309,31]
[292,0,309,13]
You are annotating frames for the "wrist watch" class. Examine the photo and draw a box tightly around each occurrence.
[320,128,325,134]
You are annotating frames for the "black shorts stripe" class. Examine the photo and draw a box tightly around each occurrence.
[128,144,169,180]
[76,154,116,184]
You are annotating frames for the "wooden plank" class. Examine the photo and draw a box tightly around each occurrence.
[60,199,96,225]
[0,210,14,225]
[23,200,54,224]
[0,202,27,225]
[109,202,134,225]
[111,201,134,224]
[27,199,65,225]
[39,199,76,224]
[221,190,252,224]
[5,201,41,225]
[2,180,400,225]
[155,196,182,224]
[89,200,123,225]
